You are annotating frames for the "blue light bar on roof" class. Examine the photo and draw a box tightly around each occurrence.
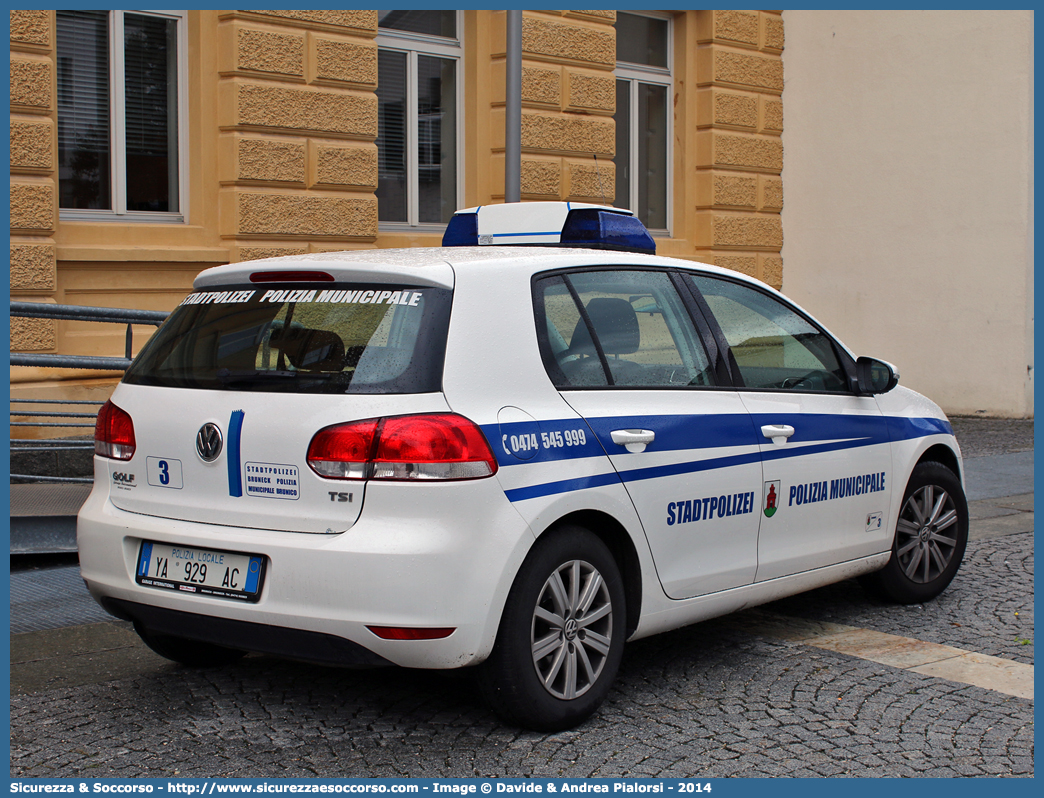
[560,208,656,254]
[441,210,478,247]
[441,202,655,255]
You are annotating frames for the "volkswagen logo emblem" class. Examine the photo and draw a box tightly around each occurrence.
[196,423,223,462]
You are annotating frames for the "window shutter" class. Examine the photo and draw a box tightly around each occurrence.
[376,50,409,223]
[123,13,178,212]
[56,10,112,210]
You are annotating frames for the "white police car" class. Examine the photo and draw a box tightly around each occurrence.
[78,202,968,731]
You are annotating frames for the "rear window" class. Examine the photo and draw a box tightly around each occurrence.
[124,283,451,394]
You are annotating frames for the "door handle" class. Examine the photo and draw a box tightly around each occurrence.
[610,429,655,453]
[761,424,795,447]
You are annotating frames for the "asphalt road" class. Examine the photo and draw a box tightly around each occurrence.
[9,417,1034,778]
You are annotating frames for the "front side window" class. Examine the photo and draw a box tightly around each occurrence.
[536,270,712,388]
[614,12,671,233]
[376,11,461,227]
[690,275,850,393]
[124,284,452,395]
[56,10,184,219]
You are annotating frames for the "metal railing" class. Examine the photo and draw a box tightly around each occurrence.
[10,301,169,484]
[10,301,168,370]
[10,399,102,484]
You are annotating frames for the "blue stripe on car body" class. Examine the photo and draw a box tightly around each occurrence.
[227,409,245,497]
[489,414,955,503]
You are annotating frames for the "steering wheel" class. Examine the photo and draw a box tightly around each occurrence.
[780,371,819,390]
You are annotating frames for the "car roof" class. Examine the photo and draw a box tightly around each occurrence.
[193,246,768,293]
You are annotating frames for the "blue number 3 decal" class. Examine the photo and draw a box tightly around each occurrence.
[158,460,169,485]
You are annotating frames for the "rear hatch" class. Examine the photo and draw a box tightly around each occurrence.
[105,276,453,534]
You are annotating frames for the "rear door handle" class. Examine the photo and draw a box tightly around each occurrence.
[610,429,655,453]
[761,424,795,447]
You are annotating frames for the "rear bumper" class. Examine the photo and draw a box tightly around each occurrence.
[102,598,393,668]
[77,478,535,669]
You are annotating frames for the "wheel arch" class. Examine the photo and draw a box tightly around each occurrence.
[538,509,643,639]
[917,443,962,480]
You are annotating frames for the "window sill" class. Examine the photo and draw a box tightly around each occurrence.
[55,245,231,263]
[59,210,185,224]
[377,222,449,234]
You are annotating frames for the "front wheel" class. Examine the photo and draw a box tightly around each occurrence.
[860,461,968,604]
[478,525,626,731]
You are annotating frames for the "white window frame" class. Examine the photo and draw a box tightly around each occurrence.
[615,11,673,237]
[58,9,189,224]
[375,11,464,231]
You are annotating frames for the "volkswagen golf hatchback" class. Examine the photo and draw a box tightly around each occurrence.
[78,203,969,730]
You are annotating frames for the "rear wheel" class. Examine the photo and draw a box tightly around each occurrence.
[134,623,247,667]
[860,461,968,604]
[479,525,625,731]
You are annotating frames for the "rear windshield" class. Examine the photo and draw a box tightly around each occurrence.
[124,283,451,394]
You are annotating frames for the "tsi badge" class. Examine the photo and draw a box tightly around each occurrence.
[866,511,884,533]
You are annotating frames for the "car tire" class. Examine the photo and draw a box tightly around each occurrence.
[478,525,626,732]
[860,461,968,604]
[134,623,247,667]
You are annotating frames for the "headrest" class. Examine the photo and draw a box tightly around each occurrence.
[271,326,345,371]
[569,297,640,356]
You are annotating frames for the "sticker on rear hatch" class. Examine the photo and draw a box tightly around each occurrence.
[146,457,183,489]
[245,462,300,500]
[180,290,257,306]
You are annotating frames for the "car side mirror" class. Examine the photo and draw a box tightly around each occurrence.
[856,356,899,395]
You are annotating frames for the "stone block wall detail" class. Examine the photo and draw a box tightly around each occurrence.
[490,10,617,202]
[694,10,784,287]
[10,10,58,352]
[217,11,379,255]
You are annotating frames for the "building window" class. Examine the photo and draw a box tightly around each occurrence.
[56,10,186,221]
[614,12,672,233]
[376,11,461,227]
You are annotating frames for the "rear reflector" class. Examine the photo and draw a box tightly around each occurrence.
[250,271,335,283]
[367,626,456,640]
[307,413,498,481]
[94,400,136,461]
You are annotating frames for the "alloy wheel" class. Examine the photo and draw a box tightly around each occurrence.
[530,559,614,699]
[895,484,960,584]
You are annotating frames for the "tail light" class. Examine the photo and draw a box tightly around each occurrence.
[95,400,136,460]
[307,413,498,481]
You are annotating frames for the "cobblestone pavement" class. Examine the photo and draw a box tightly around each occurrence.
[765,531,1034,666]
[10,529,1033,779]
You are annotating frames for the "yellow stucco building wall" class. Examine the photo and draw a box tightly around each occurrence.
[9,9,785,417]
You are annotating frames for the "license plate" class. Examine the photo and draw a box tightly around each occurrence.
[136,541,265,602]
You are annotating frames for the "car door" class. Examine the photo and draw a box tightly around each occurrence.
[686,274,894,582]
[533,267,764,600]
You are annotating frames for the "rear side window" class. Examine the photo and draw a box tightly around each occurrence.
[535,270,713,388]
[124,284,451,394]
